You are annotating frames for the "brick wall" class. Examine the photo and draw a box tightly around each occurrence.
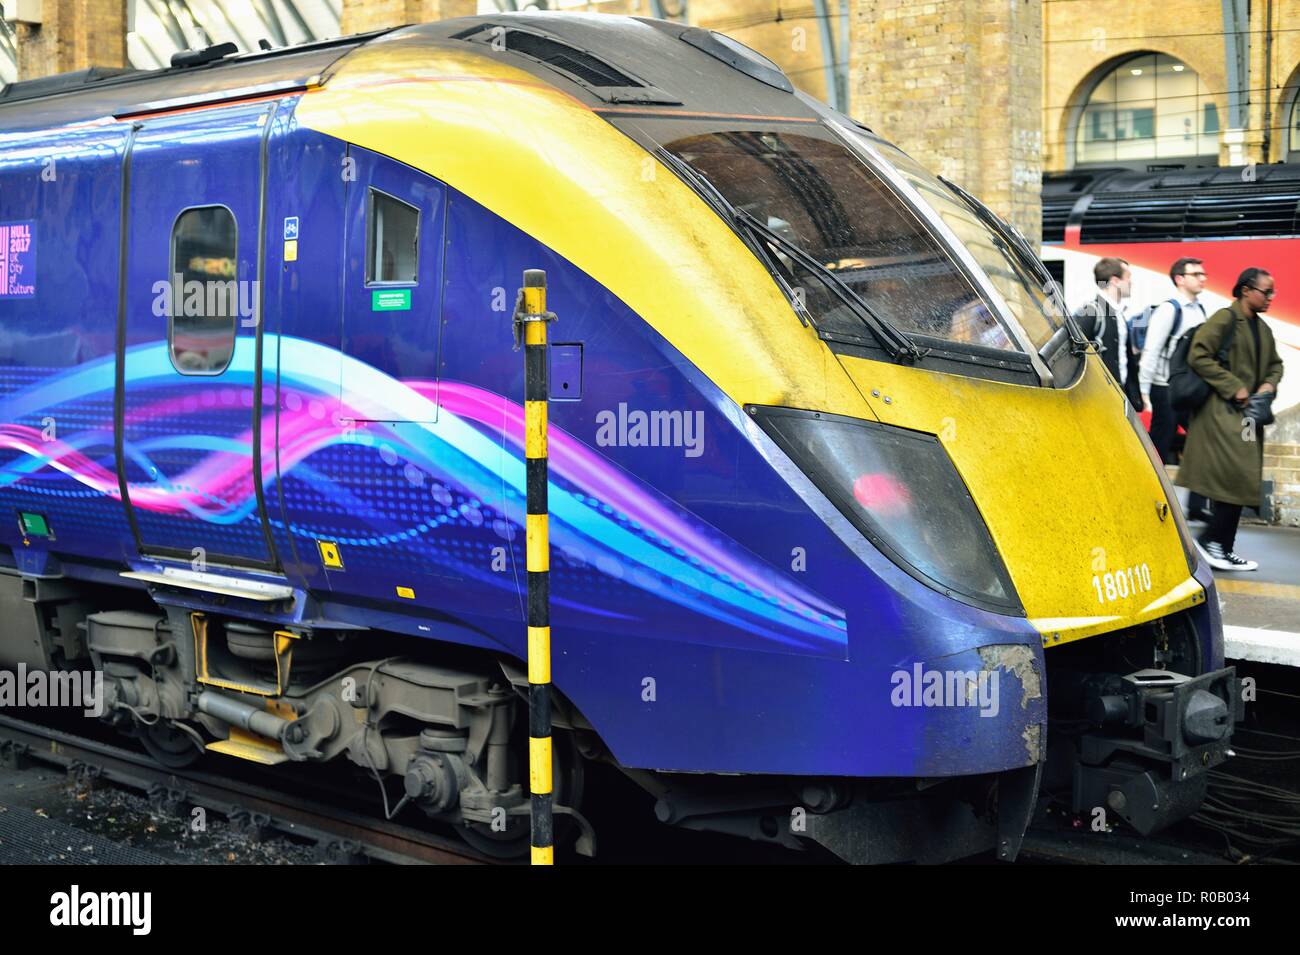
[850,0,1043,238]
[16,0,128,80]
[340,0,476,35]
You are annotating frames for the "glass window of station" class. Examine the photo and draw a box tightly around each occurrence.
[1076,53,1219,165]
[1290,93,1300,161]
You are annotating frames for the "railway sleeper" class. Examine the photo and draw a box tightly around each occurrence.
[0,737,32,770]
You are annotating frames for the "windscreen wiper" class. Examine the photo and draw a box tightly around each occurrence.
[733,209,925,361]
[654,145,923,362]
[939,176,1052,284]
[651,146,809,322]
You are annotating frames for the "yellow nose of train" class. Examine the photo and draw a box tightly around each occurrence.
[837,351,1205,645]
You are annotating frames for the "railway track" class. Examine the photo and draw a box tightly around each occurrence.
[3,706,1292,866]
[0,712,492,866]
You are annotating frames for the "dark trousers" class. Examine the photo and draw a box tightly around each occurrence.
[1202,502,1244,552]
[1149,384,1178,464]
[1187,492,1210,518]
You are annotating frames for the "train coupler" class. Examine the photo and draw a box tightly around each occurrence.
[1071,666,1242,834]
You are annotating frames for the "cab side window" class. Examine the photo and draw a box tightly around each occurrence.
[367,189,419,284]
[170,205,238,375]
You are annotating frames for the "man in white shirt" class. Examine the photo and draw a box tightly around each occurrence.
[1139,257,1208,464]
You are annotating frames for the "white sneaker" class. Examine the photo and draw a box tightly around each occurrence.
[1222,550,1259,572]
[1197,539,1258,572]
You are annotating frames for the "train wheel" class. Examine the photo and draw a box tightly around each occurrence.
[458,816,532,859]
[139,721,204,769]
[457,731,585,859]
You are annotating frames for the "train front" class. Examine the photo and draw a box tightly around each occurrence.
[301,15,1242,862]
[627,95,1246,861]
[594,23,1243,862]
[628,111,1244,860]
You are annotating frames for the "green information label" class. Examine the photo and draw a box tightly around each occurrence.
[19,511,50,537]
[372,289,412,311]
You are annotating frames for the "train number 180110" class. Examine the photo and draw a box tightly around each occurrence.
[1091,563,1152,604]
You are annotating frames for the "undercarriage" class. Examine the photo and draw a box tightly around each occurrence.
[0,570,1240,863]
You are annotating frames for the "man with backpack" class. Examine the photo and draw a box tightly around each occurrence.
[1073,257,1138,403]
[1138,258,1208,464]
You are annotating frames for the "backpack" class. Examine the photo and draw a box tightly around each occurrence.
[1129,298,1182,353]
[1169,317,1237,414]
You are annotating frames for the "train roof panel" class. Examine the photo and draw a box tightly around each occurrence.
[1043,163,1300,242]
[411,13,815,119]
[1046,162,1300,195]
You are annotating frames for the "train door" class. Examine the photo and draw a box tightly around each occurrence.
[339,146,445,422]
[118,101,277,569]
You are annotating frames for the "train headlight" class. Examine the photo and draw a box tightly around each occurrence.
[1125,401,1200,575]
[752,406,1023,615]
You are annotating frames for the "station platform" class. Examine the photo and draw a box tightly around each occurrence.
[1207,524,1300,668]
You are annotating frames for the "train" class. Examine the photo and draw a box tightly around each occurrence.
[1042,162,1300,415]
[0,13,1241,863]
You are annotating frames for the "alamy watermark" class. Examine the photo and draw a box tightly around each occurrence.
[151,275,259,326]
[594,403,704,458]
[49,885,151,936]
[0,664,103,717]
[890,663,1000,718]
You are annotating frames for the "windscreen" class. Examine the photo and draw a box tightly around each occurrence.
[644,121,1018,351]
[854,131,1066,350]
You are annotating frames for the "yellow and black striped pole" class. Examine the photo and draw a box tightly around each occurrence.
[517,269,555,865]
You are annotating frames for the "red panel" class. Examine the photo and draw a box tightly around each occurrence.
[1061,236,1300,329]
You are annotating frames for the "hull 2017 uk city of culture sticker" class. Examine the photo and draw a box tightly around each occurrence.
[0,221,36,298]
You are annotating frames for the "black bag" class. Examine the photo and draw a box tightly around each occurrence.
[1169,318,1237,414]
[1243,390,1276,428]
[1123,348,1142,407]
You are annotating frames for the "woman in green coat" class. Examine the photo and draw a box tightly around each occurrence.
[1176,268,1284,571]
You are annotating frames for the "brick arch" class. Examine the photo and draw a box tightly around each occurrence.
[1054,47,1228,169]
[1278,61,1300,161]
